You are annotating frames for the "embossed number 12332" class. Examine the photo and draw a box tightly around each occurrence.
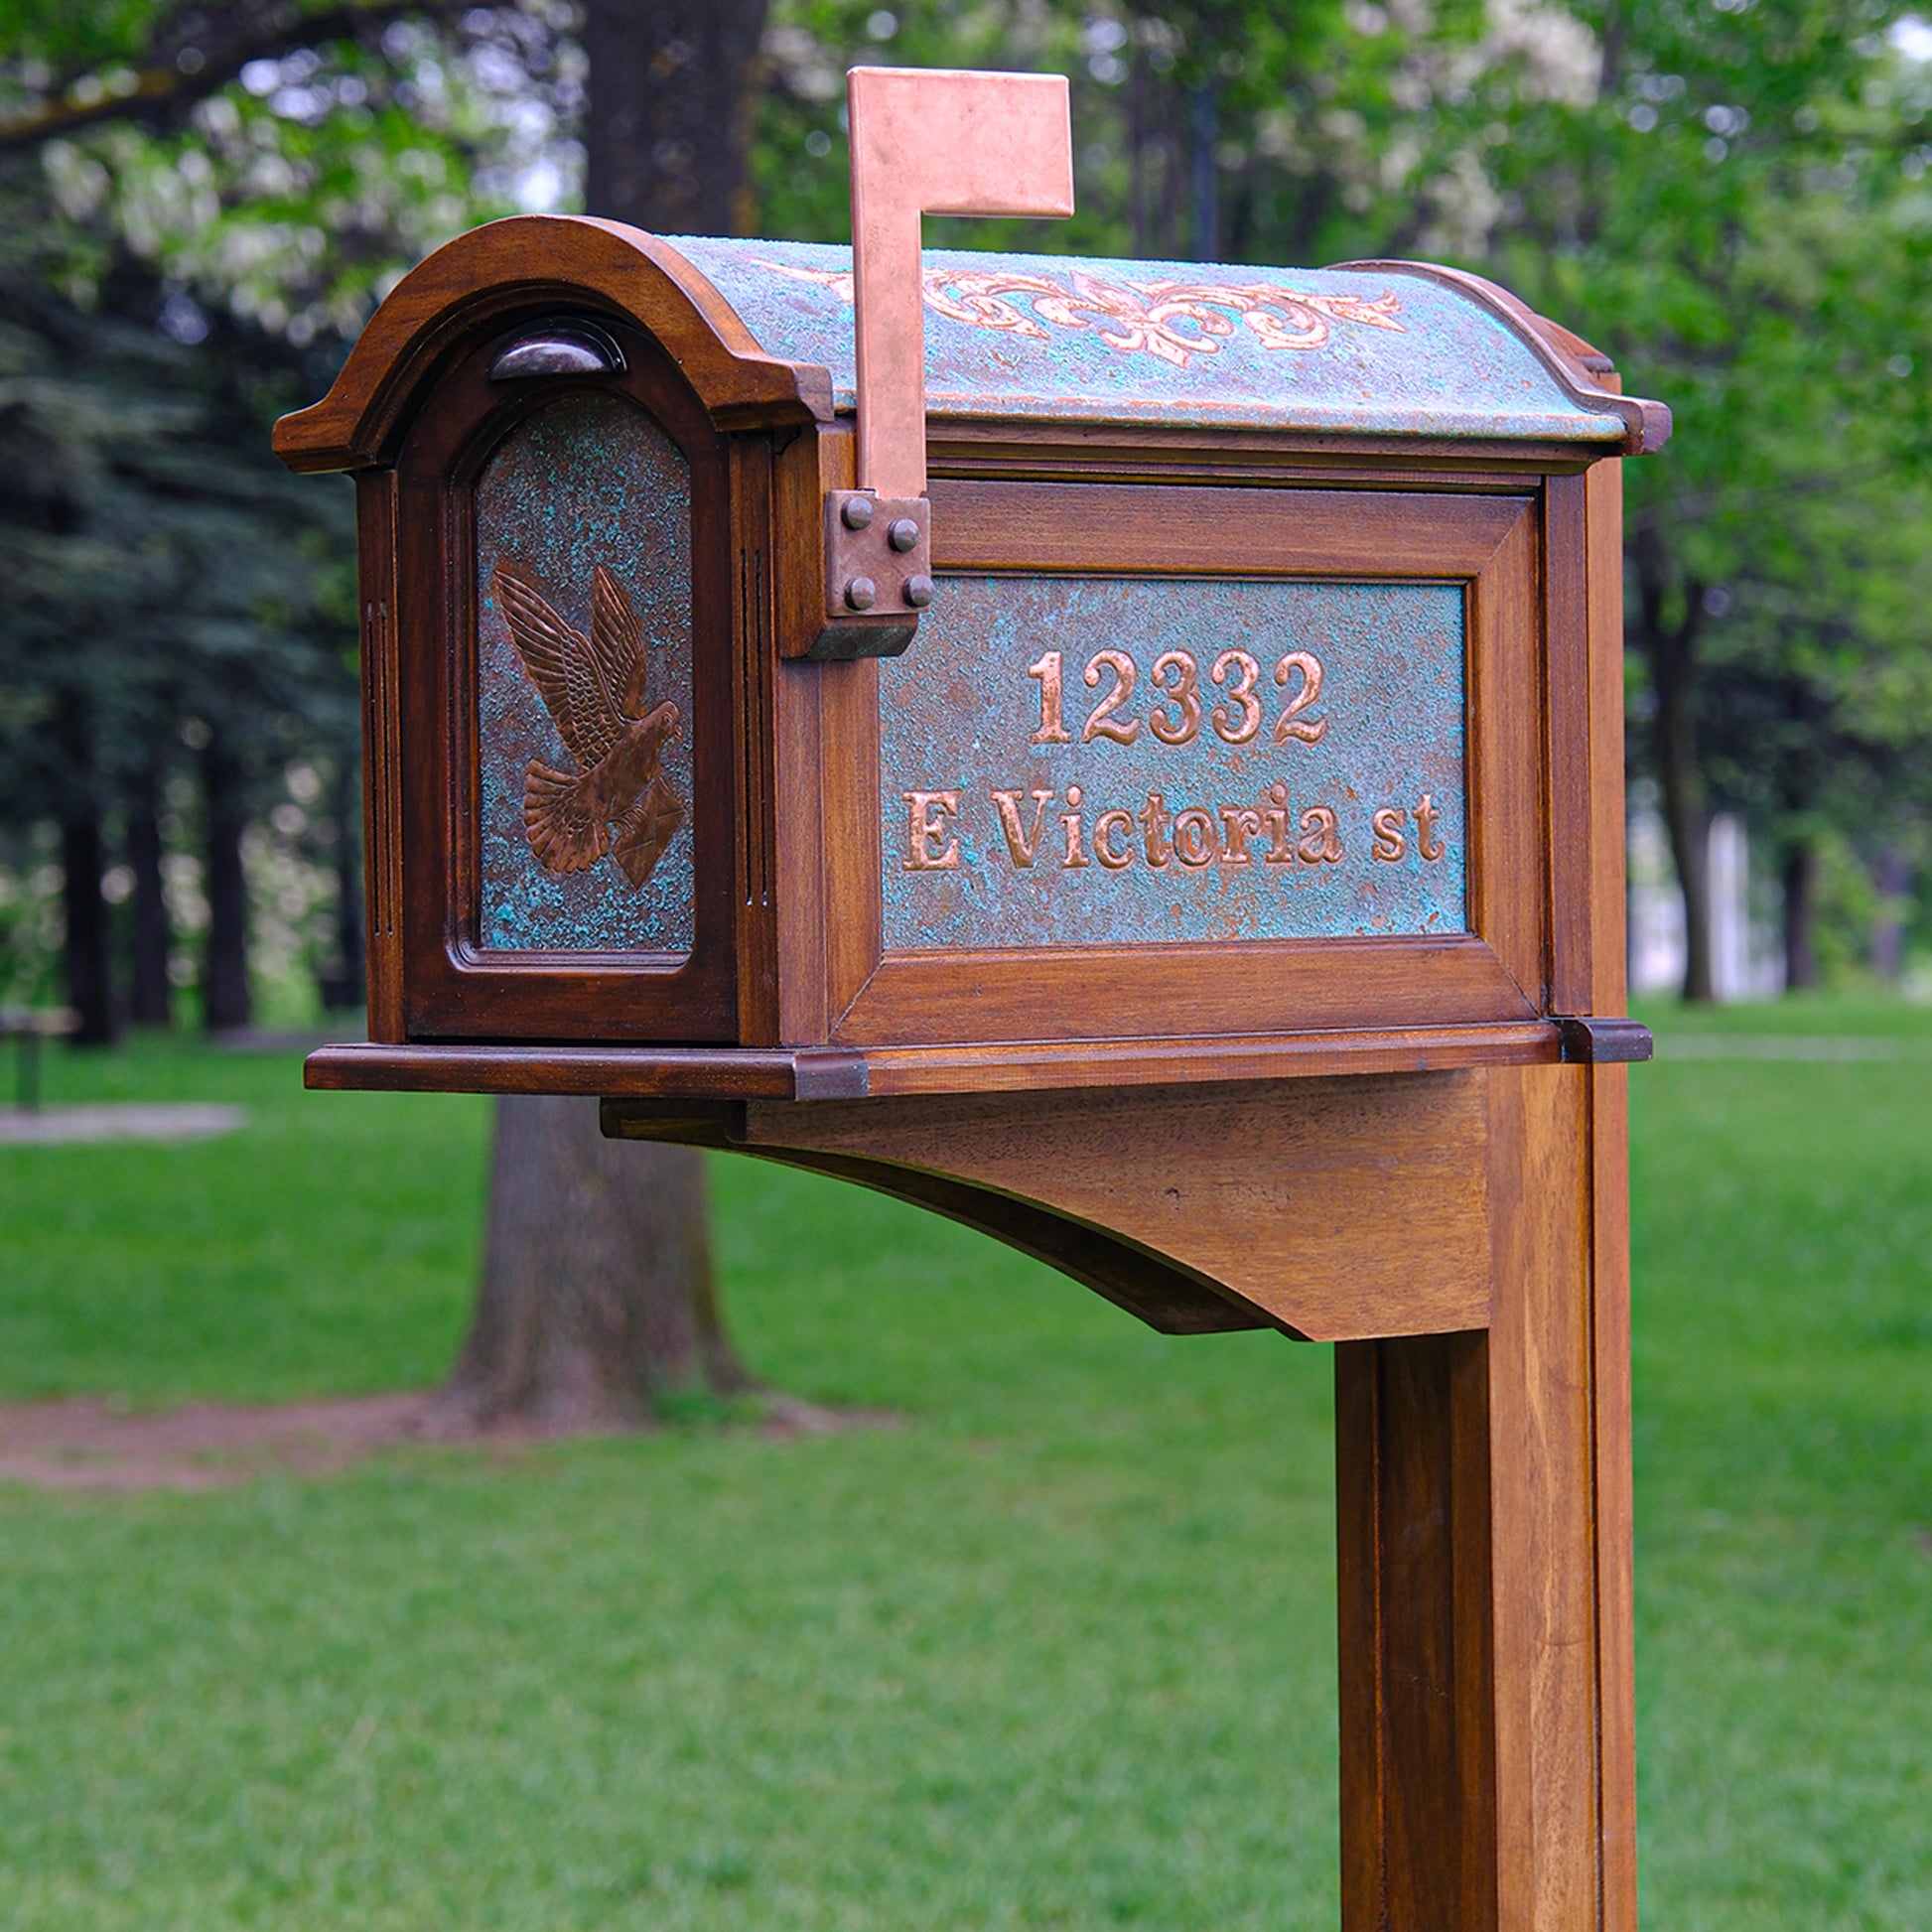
[1027,647,1326,749]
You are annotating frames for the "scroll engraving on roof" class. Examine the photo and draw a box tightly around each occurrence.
[494,559,686,890]
[761,259,1404,370]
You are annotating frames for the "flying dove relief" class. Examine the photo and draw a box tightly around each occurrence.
[492,560,685,890]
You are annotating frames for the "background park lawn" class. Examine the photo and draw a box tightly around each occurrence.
[0,1009,1928,1931]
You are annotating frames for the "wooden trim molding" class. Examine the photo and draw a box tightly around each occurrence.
[304,1017,1562,1102]
[273,214,830,475]
[816,483,1549,1048]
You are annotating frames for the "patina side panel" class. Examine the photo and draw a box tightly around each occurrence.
[475,393,696,955]
[880,574,1467,950]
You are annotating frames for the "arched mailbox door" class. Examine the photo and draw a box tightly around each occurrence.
[276,92,1665,1926]
[379,306,743,1041]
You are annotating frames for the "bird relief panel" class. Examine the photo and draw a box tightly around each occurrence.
[474,392,695,957]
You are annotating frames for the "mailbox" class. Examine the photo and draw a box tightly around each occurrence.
[278,67,1665,1932]
[276,125,1660,1099]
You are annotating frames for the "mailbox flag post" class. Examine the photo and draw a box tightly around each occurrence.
[847,66,1074,501]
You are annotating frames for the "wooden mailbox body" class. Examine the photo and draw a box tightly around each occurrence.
[278,213,1663,1932]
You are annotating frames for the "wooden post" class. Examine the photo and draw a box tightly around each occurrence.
[1336,1075,1634,1932]
[1336,1326,1498,1929]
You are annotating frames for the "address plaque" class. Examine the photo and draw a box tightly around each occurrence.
[882,573,1466,950]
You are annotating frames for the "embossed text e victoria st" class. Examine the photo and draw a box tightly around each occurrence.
[878,576,1469,951]
[902,781,1449,875]
[901,637,1448,874]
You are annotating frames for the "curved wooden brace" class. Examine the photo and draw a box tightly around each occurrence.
[603,1070,1494,1343]
[272,213,832,475]
[730,1141,1272,1337]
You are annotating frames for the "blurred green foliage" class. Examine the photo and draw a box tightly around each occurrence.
[0,3,571,1026]
[2,0,1931,1003]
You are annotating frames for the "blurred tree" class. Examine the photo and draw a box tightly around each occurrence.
[2,0,1925,1108]
[3,0,758,1426]
[754,1,1559,260]
[0,0,549,1028]
[583,0,771,232]
[442,0,760,1432]
[1697,464,1932,987]
[1478,0,1932,994]
[0,191,355,1037]
[756,0,1932,993]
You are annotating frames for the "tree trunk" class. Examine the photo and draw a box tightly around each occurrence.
[1189,80,1219,260]
[442,0,765,1431]
[125,764,173,1028]
[582,0,772,236]
[1630,527,1713,1001]
[201,735,251,1032]
[54,695,116,1044]
[1129,59,1153,258]
[1656,751,1711,1003]
[1781,842,1819,992]
[1870,847,1911,985]
[431,1099,754,1430]
[60,806,115,1042]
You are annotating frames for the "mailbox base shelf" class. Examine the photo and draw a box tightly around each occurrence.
[300,1017,1610,1101]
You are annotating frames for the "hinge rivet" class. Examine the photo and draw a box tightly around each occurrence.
[903,574,934,610]
[888,517,921,552]
[841,496,875,531]
[845,576,879,611]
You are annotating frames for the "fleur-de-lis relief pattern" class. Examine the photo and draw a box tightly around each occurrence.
[759,261,1405,369]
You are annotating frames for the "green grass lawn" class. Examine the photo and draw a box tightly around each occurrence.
[1630,997,1932,1927]
[0,1007,1928,1929]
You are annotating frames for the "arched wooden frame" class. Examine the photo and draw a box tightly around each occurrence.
[273,216,828,476]
[274,216,831,1046]
[382,314,742,1043]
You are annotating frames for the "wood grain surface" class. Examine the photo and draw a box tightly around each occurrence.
[1335,1061,1631,1931]
[929,479,1528,574]
[305,1019,1563,1100]
[1336,1328,1498,1930]
[1486,1063,1606,1932]
[603,1101,1272,1336]
[1544,473,1594,1016]
[353,470,404,1042]
[727,1071,1492,1341]
[927,420,1606,483]
[1585,435,1638,1932]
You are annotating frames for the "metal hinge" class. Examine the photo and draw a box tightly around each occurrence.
[1556,1017,1655,1064]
